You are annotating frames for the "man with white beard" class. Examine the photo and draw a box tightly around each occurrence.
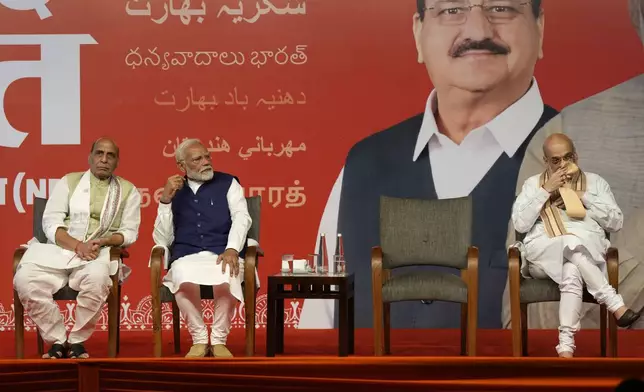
[153,139,252,357]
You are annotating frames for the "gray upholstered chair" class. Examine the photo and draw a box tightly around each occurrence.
[371,196,479,356]
[508,231,618,357]
[150,195,262,357]
[13,197,124,358]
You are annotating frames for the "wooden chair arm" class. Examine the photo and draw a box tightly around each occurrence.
[371,246,384,281]
[465,246,479,300]
[465,246,479,356]
[508,245,523,357]
[606,247,619,290]
[110,247,128,261]
[371,246,384,356]
[244,246,258,296]
[150,247,166,274]
[244,246,257,271]
[13,248,26,275]
[467,246,479,272]
[371,246,383,272]
[508,246,522,280]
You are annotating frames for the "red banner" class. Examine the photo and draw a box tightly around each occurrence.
[0,0,643,333]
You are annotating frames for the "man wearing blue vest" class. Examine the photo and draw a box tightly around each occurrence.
[153,138,252,358]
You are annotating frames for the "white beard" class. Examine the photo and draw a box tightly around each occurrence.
[188,168,214,182]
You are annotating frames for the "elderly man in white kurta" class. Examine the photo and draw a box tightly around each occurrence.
[153,139,252,358]
[512,134,641,357]
[13,138,141,359]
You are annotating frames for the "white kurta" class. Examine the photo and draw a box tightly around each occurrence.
[19,171,141,278]
[512,172,623,284]
[152,178,256,303]
[14,170,141,347]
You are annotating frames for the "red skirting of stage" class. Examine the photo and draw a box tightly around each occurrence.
[1,329,643,391]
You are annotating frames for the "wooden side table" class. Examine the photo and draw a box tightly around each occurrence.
[266,273,355,357]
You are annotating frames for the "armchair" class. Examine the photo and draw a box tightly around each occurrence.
[149,195,262,357]
[507,231,618,357]
[14,197,124,359]
[372,196,478,356]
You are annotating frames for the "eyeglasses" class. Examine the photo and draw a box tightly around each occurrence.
[547,153,575,166]
[424,0,532,25]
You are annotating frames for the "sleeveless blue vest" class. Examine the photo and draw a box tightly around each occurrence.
[170,171,246,264]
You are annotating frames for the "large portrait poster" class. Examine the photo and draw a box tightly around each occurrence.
[1,0,643,334]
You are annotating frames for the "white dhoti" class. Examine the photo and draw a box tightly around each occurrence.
[526,235,624,354]
[163,251,258,345]
[15,170,140,349]
[13,260,112,345]
[21,242,119,275]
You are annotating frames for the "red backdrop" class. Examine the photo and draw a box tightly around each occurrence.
[0,0,643,332]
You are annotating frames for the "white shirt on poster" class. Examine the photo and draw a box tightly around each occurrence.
[298,79,545,328]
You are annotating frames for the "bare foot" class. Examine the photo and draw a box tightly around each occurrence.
[558,351,573,358]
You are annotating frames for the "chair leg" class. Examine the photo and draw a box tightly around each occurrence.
[107,277,119,358]
[609,311,617,358]
[37,332,44,357]
[373,300,383,356]
[244,284,256,357]
[117,285,121,355]
[172,299,181,354]
[371,261,385,357]
[520,303,528,356]
[460,303,468,356]
[467,299,478,357]
[466,265,478,357]
[383,302,391,355]
[508,267,523,357]
[599,305,607,357]
[151,298,163,359]
[14,290,25,359]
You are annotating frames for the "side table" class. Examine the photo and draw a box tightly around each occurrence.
[266,273,355,357]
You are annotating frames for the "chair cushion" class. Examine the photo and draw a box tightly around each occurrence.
[52,286,79,300]
[382,271,467,304]
[520,278,596,304]
[159,282,253,302]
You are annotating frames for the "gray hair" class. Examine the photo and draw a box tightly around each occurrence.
[630,0,644,45]
[175,138,203,163]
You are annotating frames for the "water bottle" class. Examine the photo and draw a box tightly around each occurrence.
[317,233,329,274]
[334,233,346,275]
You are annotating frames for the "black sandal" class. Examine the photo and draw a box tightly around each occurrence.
[67,343,89,359]
[42,343,66,359]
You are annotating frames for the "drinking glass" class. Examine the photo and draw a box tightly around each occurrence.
[281,254,294,274]
[334,255,346,276]
[310,253,327,275]
[306,253,322,274]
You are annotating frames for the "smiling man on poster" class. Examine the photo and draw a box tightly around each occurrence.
[299,0,558,329]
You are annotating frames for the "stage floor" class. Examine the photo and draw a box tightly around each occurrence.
[1,329,643,391]
[3,328,644,358]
